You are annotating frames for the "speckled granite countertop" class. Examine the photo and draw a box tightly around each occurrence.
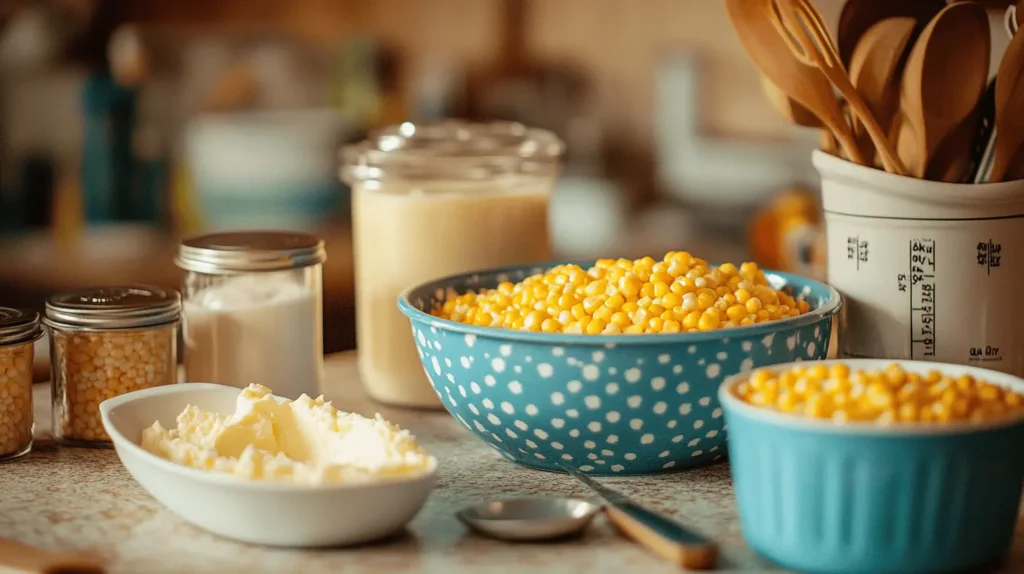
[3,351,1023,574]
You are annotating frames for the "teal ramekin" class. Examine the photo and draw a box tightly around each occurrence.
[719,359,1024,574]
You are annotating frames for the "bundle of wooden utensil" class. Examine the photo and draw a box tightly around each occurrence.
[727,0,1024,184]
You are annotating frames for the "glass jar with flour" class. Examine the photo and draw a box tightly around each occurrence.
[175,231,325,398]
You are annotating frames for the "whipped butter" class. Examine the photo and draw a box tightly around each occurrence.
[141,384,435,484]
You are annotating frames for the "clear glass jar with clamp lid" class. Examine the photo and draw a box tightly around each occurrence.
[0,307,43,460]
[175,231,326,399]
[44,285,180,447]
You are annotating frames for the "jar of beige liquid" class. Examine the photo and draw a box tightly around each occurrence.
[342,121,565,408]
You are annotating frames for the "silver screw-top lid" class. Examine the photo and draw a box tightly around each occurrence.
[175,231,327,274]
[0,307,43,345]
[44,285,181,331]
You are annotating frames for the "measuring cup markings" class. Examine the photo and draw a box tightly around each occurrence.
[908,239,937,359]
[976,239,1003,276]
[847,235,869,270]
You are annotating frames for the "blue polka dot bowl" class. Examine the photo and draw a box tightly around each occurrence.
[397,262,840,475]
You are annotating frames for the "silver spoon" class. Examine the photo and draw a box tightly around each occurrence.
[456,497,600,542]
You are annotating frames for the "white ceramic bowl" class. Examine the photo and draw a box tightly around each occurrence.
[99,383,438,547]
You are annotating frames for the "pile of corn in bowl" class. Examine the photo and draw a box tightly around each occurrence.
[399,252,839,475]
[719,359,1024,573]
[432,252,810,334]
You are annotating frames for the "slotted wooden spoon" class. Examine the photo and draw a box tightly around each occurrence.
[847,17,916,164]
[987,19,1024,182]
[725,0,864,165]
[771,0,906,175]
[893,1,990,179]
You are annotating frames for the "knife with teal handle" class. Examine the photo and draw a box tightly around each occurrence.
[562,464,718,569]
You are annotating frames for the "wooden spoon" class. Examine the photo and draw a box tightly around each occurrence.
[0,538,106,574]
[759,74,820,128]
[759,74,840,156]
[836,0,947,68]
[771,0,905,175]
[725,0,865,165]
[893,1,991,180]
[847,17,916,164]
[987,20,1024,182]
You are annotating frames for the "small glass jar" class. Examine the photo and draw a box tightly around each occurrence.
[341,120,565,408]
[175,231,325,399]
[45,285,180,447]
[0,308,43,461]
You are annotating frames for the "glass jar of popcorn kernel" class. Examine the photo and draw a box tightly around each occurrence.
[44,285,180,447]
[0,307,43,461]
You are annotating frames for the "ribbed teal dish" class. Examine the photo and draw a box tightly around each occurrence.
[719,359,1024,574]
[398,261,839,475]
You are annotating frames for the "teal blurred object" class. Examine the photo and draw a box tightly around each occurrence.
[720,359,1024,574]
[81,70,135,223]
[398,262,838,475]
[185,108,348,231]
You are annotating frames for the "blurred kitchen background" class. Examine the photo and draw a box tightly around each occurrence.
[0,0,1012,373]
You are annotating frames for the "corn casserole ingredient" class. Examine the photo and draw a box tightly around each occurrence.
[735,362,1024,423]
[432,252,810,334]
[142,384,436,484]
[53,327,175,442]
[0,343,33,456]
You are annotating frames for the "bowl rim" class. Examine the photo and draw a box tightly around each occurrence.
[397,260,841,345]
[718,358,1024,435]
[99,382,439,492]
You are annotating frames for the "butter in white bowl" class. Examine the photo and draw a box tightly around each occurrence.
[140,384,434,485]
[99,383,438,547]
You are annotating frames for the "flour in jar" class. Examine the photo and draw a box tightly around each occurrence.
[183,274,322,398]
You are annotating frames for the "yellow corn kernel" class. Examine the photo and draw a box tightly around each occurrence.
[698,309,720,331]
[610,312,631,328]
[725,304,746,322]
[660,292,683,309]
[585,318,607,335]
[593,306,613,321]
[682,311,701,330]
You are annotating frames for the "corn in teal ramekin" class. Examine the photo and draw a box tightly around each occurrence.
[719,359,1024,574]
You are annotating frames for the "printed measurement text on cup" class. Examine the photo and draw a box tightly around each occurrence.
[847,236,869,270]
[896,239,936,358]
[976,239,1002,275]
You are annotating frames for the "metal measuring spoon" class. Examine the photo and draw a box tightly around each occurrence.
[456,497,600,542]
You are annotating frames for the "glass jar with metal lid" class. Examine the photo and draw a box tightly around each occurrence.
[45,285,180,447]
[175,231,325,399]
[0,308,43,460]
[341,120,564,408]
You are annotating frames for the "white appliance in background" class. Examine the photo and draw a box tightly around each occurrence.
[549,173,627,258]
[654,50,820,208]
[184,108,350,231]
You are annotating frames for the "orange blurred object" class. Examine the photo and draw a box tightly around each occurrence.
[748,187,825,280]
